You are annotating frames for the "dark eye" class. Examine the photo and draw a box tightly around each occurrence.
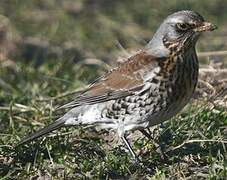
[176,23,189,31]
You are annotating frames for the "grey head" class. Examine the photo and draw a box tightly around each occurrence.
[147,10,217,57]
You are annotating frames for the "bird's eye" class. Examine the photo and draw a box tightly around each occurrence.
[176,23,189,31]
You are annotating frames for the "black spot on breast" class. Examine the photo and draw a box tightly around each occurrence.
[121,101,129,109]
[151,78,159,84]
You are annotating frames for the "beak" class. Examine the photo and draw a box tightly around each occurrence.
[194,22,218,32]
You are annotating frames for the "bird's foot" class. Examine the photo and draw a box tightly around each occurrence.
[139,129,169,162]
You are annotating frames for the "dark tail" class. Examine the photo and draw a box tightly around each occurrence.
[17,118,66,146]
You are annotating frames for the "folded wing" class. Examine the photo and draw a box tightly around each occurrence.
[58,50,159,109]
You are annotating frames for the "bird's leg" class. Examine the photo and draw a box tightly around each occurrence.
[121,135,140,162]
[139,129,167,160]
[140,129,153,139]
[121,135,155,173]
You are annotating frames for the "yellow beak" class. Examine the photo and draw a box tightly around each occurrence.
[194,22,217,32]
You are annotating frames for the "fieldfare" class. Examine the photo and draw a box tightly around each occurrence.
[17,10,217,160]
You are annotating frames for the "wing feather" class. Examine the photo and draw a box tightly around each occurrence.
[57,50,158,110]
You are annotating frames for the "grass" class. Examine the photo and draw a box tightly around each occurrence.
[0,1,227,179]
[1,98,226,178]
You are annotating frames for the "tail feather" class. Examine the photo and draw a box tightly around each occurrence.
[17,118,66,146]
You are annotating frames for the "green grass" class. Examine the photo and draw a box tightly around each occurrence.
[1,99,226,178]
[0,1,227,179]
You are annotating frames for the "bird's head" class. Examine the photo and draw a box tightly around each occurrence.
[148,10,217,56]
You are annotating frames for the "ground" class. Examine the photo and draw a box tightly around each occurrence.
[0,1,227,179]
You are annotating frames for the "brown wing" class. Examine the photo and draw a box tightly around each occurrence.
[58,50,159,109]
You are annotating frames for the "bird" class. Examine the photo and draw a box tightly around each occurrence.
[17,10,217,160]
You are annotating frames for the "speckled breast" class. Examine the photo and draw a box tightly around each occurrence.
[146,49,199,127]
